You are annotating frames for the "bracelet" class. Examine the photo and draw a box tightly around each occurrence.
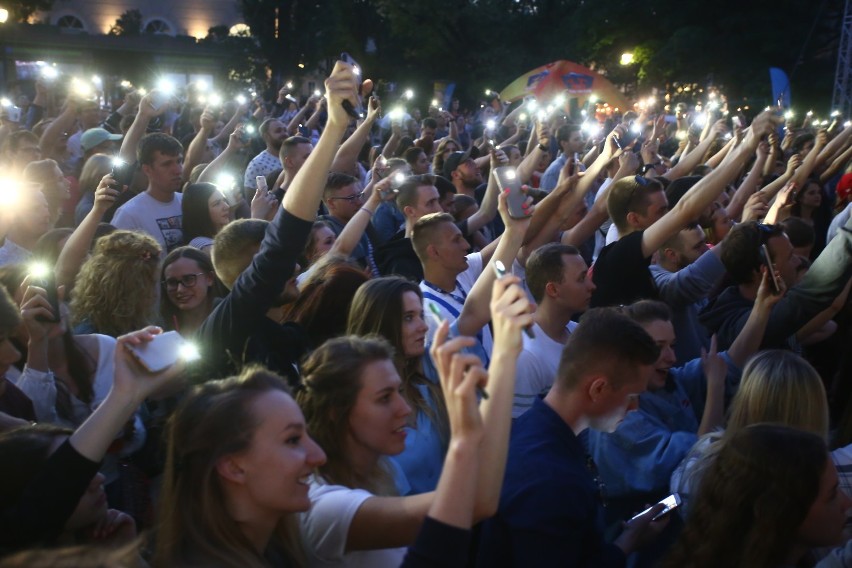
[360,207,374,217]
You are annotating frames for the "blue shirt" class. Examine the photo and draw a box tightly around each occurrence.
[584,353,741,524]
[477,398,626,568]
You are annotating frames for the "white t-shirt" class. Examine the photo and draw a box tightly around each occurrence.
[300,479,406,568]
[243,150,282,190]
[112,191,183,252]
[512,321,577,418]
[420,252,493,354]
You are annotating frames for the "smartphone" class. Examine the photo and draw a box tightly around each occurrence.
[339,52,362,119]
[126,331,197,373]
[32,269,60,323]
[149,90,169,112]
[256,175,268,192]
[760,244,782,294]
[110,158,131,191]
[492,166,528,219]
[630,493,682,522]
[240,124,256,144]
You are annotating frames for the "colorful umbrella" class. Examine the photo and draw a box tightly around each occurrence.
[499,60,630,111]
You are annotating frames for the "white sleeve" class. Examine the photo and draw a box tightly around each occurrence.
[15,366,59,424]
[300,482,373,564]
[459,252,484,291]
[110,204,138,231]
[512,349,551,418]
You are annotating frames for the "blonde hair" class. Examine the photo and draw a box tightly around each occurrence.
[78,154,112,195]
[679,351,829,506]
[70,231,161,336]
[727,350,829,439]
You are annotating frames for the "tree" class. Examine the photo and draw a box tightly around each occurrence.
[108,9,143,37]
[5,0,53,23]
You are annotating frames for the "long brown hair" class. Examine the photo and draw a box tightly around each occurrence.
[296,336,398,496]
[663,424,828,568]
[155,366,304,568]
[346,276,448,444]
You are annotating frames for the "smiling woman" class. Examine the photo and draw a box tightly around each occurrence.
[155,366,325,567]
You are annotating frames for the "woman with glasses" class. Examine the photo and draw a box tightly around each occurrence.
[181,182,232,253]
[160,246,222,336]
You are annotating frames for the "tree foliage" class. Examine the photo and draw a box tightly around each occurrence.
[108,9,143,37]
[240,0,843,108]
[6,0,54,23]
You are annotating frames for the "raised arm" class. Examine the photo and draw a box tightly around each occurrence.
[118,90,169,165]
[663,120,728,181]
[182,107,216,183]
[39,97,78,156]
[642,111,777,258]
[330,96,381,175]
[726,271,785,368]
[790,129,828,188]
[464,150,505,234]
[211,101,249,147]
[286,95,319,134]
[55,175,119,289]
[196,126,251,184]
[726,141,768,222]
[457,193,530,338]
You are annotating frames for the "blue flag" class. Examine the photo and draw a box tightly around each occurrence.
[770,67,791,108]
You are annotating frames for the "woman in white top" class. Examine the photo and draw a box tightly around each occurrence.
[295,274,530,567]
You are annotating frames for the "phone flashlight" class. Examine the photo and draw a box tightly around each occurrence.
[519,112,528,121]
[216,173,236,191]
[313,89,321,97]
[208,93,222,107]
[485,89,492,96]
[40,66,58,81]
[784,110,794,120]
[431,98,439,108]
[236,94,247,105]
[0,98,10,107]
[179,342,201,362]
[486,118,496,131]
[286,81,294,89]
[845,121,852,128]
[156,78,175,95]
[394,172,406,185]
[404,89,414,100]
[493,260,534,338]
[832,110,841,117]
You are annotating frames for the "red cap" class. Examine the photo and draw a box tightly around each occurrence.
[837,173,852,204]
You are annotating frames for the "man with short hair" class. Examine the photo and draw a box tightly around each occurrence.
[701,217,852,351]
[374,175,443,280]
[651,222,726,364]
[477,308,662,567]
[413,212,499,352]
[590,111,777,307]
[539,124,585,192]
[443,151,483,199]
[243,118,287,195]
[112,132,184,252]
[275,135,313,195]
[512,243,595,417]
[319,172,378,271]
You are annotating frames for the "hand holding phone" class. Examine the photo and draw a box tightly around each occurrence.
[759,244,782,294]
[630,493,681,523]
[493,166,529,219]
[125,331,200,373]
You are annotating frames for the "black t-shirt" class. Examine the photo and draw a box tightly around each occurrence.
[590,230,658,307]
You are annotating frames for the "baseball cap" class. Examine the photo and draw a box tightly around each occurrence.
[442,150,472,179]
[837,173,852,205]
[81,127,122,152]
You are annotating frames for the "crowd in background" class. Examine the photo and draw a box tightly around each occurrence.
[0,58,849,567]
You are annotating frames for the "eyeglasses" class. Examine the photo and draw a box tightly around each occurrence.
[163,272,206,291]
[329,191,365,203]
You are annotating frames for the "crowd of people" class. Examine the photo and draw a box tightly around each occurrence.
[0,57,849,567]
